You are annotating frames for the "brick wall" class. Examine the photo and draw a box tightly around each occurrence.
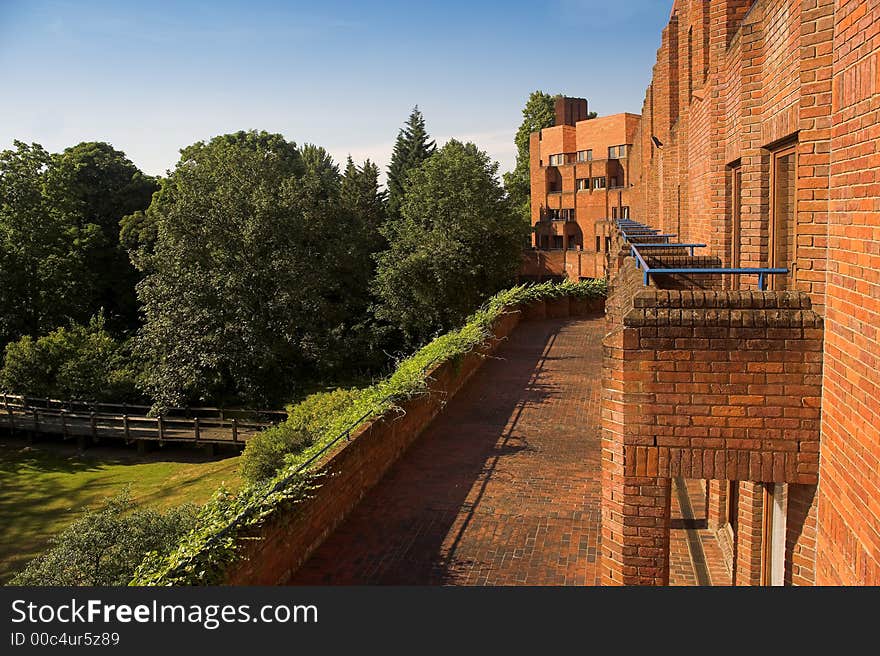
[224,297,604,585]
[616,0,880,585]
[818,0,880,585]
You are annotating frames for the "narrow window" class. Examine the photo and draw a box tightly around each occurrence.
[596,235,601,252]
[770,144,797,290]
[730,163,742,288]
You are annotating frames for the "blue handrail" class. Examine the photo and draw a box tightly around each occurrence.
[620,220,788,290]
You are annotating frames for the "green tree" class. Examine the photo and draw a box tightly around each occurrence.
[47,142,158,332]
[0,314,139,401]
[12,491,197,586]
[0,142,100,347]
[386,106,436,220]
[502,91,559,225]
[134,130,366,409]
[373,140,527,344]
[299,143,341,198]
[341,156,387,254]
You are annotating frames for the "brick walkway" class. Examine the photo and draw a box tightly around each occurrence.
[290,316,605,585]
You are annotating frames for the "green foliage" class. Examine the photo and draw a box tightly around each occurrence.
[386,106,436,220]
[502,91,559,225]
[373,139,529,345]
[0,314,139,401]
[240,388,360,483]
[47,142,158,332]
[0,142,100,347]
[11,490,197,586]
[299,143,341,198]
[133,130,373,409]
[131,279,605,586]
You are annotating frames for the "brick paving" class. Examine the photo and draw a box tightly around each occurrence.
[290,316,605,585]
[289,315,728,586]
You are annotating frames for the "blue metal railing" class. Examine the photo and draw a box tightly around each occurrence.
[615,219,787,290]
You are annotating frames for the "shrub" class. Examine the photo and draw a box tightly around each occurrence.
[240,426,314,483]
[240,388,360,483]
[11,490,197,586]
[0,314,139,401]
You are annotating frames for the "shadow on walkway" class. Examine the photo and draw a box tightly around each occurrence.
[290,315,605,586]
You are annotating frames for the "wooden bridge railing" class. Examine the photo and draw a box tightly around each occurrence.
[0,393,286,447]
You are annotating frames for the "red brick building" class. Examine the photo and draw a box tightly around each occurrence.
[599,0,880,585]
[523,99,641,281]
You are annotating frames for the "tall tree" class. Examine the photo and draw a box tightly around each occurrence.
[386,106,436,220]
[373,140,527,345]
[47,142,158,332]
[299,143,341,198]
[503,91,559,225]
[134,131,368,409]
[0,142,100,347]
[341,156,386,254]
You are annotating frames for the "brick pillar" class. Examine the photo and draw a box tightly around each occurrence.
[602,472,672,586]
[707,479,728,530]
[734,481,765,586]
[601,326,672,586]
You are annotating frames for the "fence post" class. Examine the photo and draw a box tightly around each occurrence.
[7,407,14,435]
[90,412,97,441]
[194,416,200,442]
[123,414,130,441]
[61,411,68,439]
[157,415,165,442]
[231,418,238,443]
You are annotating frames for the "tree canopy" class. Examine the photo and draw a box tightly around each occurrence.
[133,130,372,408]
[503,91,559,224]
[386,106,436,220]
[47,141,158,331]
[0,142,99,347]
[373,139,527,345]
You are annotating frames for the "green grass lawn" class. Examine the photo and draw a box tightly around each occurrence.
[0,438,242,584]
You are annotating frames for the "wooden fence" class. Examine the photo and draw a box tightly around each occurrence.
[0,394,286,448]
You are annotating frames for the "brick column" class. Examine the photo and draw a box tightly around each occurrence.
[734,481,765,586]
[601,325,672,586]
[707,479,728,530]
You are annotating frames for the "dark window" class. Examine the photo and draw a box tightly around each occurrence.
[770,144,797,290]
[596,235,601,252]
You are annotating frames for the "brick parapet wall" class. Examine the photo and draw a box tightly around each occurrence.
[225,296,604,585]
[601,262,823,585]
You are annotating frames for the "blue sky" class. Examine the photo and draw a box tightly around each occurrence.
[0,0,672,180]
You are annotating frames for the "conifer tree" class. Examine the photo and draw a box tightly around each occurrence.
[386,106,436,220]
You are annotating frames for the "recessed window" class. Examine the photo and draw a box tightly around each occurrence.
[548,153,564,166]
[592,177,606,189]
[576,178,589,191]
[608,144,628,159]
[577,149,593,162]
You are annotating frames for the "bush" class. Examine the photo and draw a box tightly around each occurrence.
[240,388,360,483]
[0,314,139,401]
[11,490,197,586]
